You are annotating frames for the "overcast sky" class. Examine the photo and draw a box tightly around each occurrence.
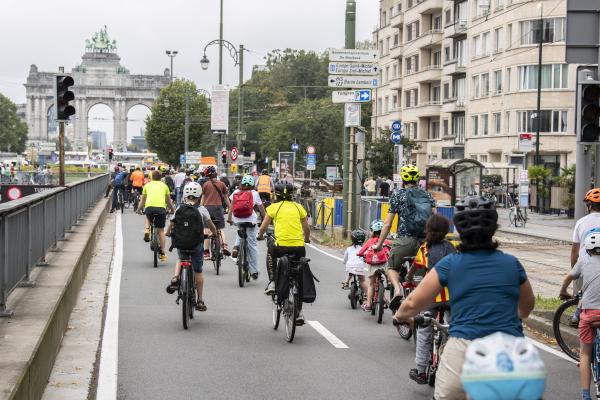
[0,0,378,142]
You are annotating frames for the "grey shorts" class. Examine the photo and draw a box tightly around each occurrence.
[387,236,420,272]
[205,205,225,229]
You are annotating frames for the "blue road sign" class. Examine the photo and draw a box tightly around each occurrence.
[390,131,401,144]
[306,154,317,165]
[353,90,371,102]
[391,120,402,132]
[179,154,186,164]
[291,143,299,152]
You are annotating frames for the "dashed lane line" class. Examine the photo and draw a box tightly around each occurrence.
[307,321,349,349]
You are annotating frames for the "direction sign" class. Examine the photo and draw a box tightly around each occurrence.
[332,90,371,103]
[390,132,401,144]
[306,146,316,154]
[328,49,378,62]
[185,151,202,164]
[230,147,238,161]
[306,154,317,171]
[291,143,299,152]
[328,62,378,76]
[328,75,378,89]
[179,154,186,165]
[391,120,402,132]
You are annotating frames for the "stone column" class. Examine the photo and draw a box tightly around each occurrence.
[73,98,87,151]
[113,100,127,151]
[40,97,47,140]
[26,96,33,139]
[33,96,41,140]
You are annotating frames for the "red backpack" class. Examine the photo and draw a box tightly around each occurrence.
[232,190,254,218]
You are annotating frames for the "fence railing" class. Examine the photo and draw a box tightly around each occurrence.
[0,173,109,316]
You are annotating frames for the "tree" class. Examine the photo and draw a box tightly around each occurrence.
[366,129,418,178]
[0,93,28,153]
[145,80,214,166]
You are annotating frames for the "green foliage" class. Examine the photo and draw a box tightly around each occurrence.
[0,93,28,153]
[482,174,503,186]
[145,80,215,166]
[556,165,576,209]
[366,129,418,178]
[528,165,551,182]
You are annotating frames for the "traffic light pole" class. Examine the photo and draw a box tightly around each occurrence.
[59,121,65,186]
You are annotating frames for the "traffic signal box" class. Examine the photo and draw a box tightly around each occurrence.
[577,67,600,143]
[54,75,76,121]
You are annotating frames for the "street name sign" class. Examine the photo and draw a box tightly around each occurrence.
[328,62,378,76]
[328,76,378,89]
[332,90,372,103]
[185,151,202,164]
[328,49,378,62]
[306,154,317,171]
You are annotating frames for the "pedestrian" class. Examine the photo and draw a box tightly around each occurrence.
[375,176,382,195]
[570,188,600,326]
[379,178,391,198]
[173,168,186,206]
[364,177,376,196]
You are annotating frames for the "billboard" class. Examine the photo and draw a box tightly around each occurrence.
[278,152,295,181]
[211,85,229,134]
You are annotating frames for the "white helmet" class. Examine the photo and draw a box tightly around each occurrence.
[461,332,546,400]
[183,181,202,199]
[584,230,600,251]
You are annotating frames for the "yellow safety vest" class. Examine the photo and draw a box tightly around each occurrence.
[257,175,272,193]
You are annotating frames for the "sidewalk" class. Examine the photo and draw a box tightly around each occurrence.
[496,208,574,243]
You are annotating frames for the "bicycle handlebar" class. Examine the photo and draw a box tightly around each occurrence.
[414,314,449,333]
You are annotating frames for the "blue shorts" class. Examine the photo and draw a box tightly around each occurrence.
[177,243,204,273]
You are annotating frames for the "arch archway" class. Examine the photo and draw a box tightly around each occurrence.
[126,103,152,151]
[87,103,114,151]
[46,104,57,139]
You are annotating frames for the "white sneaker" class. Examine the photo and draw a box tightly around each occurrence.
[264,281,275,295]
[296,312,305,326]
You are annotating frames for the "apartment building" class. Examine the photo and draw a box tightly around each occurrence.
[372,0,575,177]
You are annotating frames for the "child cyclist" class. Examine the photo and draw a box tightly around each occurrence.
[357,220,391,312]
[342,230,368,291]
[166,182,217,312]
[406,214,458,384]
[560,231,600,400]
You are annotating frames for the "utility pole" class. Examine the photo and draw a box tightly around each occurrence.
[534,4,543,166]
[342,0,356,238]
[219,0,224,85]
[166,50,178,83]
[184,91,190,159]
[59,122,65,185]
[237,44,244,150]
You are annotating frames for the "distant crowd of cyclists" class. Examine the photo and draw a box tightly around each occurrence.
[106,160,600,399]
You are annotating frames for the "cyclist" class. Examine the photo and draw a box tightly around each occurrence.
[173,168,186,205]
[110,167,130,213]
[357,220,392,312]
[342,230,367,290]
[166,182,217,312]
[130,166,145,199]
[200,166,231,259]
[372,165,435,311]
[220,172,231,189]
[393,196,535,400]
[257,183,310,324]
[162,166,176,201]
[256,169,275,206]
[227,175,266,280]
[570,188,600,326]
[136,170,175,262]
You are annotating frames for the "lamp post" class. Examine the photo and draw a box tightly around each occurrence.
[165,50,178,83]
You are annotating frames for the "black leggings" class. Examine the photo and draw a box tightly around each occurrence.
[267,242,305,283]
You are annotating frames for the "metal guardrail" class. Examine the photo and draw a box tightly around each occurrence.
[0,173,110,316]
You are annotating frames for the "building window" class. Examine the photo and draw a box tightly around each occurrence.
[482,31,491,55]
[472,115,479,136]
[393,95,398,109]
[517,110,568,133]
[443,147,465,159]
[405,91,411,107]
[382,11,387,27]
[481,73,490,96]
[432,85,441,102]
[453,113,466,143]
[506,67,511,92]
[482,114,489,135]
[475,0,490,17]
[494,70,502,93]
[385,96,390,113]
[379,40,384,56]
[377,98,382,114]
[453,77,466,101]
[394,33,400,47]
[495,0,504,9]
[433,50,441,67]
[518,64,568,90]
[493,112,501,133]
[443,82,450,99]
[430,120,440,139]
[480,154,488,162]
[445,9,452,25]
[444,46,451,61]
[443,119,449,136]
[507,24,512,48]
[455,1,468,24]
[434,16,442,30]
[455,39,467,66]
[473,35,482,58]
[520,18,565,45]
[494,27,503,51]
[385,66,390,83]
[472,75,480,98]
[386,37,391,54]
[505,111,511,132]
[411,122,418,139]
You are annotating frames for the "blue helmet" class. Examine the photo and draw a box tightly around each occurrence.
[370,219,384,232]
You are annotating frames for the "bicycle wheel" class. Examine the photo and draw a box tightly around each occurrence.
[181,269,190,330]
[349,282,358,309]
[553,298,580,361]
[397,320,413,340]
[237,240,246,287]
[152,230,158,269]
[212,236,221,275]
[377,278,385,324]
[520,208,528,226]
[285,282,299,343]
[272,295,281,330]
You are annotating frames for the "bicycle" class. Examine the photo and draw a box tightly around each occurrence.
[370,267,389,324]
[116,186,125,213]
[348,273,364,310]
[149,215,160,268]
[396,256,420,340]
[274,253,310,343]
[508,202,528,227]
[236,222,254,287]
[210,231,223,275]
[131,188,141,211]
[176,250,197,330]
[412,309,450,387]
[265,230,281,329]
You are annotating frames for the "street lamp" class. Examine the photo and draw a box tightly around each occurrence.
[165,50,178,83]
[200,55,210,71]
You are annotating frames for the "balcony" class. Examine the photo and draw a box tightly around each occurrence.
[389,76,403,90]
[442,97,466,113]
[415,65,442,82]
[411,29,443,50]
[406,0,443,16]
[445,20,468,38]
[442,59,467,76]
[391,11,404,28]
[414,100,442,117]
[390,43,403,59]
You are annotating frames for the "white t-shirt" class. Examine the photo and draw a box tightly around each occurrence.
[344,244,367,275]
[229,189,262,224]
[573,212,600,263]
[173,172,186,189]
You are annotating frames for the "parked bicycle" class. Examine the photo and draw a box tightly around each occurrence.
[236,222,254,287]
[509,202,528,227]
[210,230,223,275]
[176,250,197,330]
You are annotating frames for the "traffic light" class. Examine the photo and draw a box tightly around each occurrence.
[221,151,227,164]
[108,148,114,160]
[577,68,600,143]
[54,74,76,121]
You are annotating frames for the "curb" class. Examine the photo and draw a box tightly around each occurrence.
[3,196,110,400]
[496,226,572,244]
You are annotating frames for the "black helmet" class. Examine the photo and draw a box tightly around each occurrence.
[204,166,217,178]
[275,183,295,200]
[453,196,498,236]
[262,169,268,174]
[351,230,366,245]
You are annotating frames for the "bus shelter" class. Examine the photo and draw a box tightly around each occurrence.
[426,158,484,206]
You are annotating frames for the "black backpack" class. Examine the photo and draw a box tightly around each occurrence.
[164,175,175,192]
[171,204,203,250]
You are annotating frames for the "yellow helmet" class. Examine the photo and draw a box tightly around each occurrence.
[400,165,420,183]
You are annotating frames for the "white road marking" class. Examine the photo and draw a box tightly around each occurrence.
[307,320,349,349]
[310,241,578,363]
[96,213,123,400]
[307,243,344,262]
[527,337,577,364]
